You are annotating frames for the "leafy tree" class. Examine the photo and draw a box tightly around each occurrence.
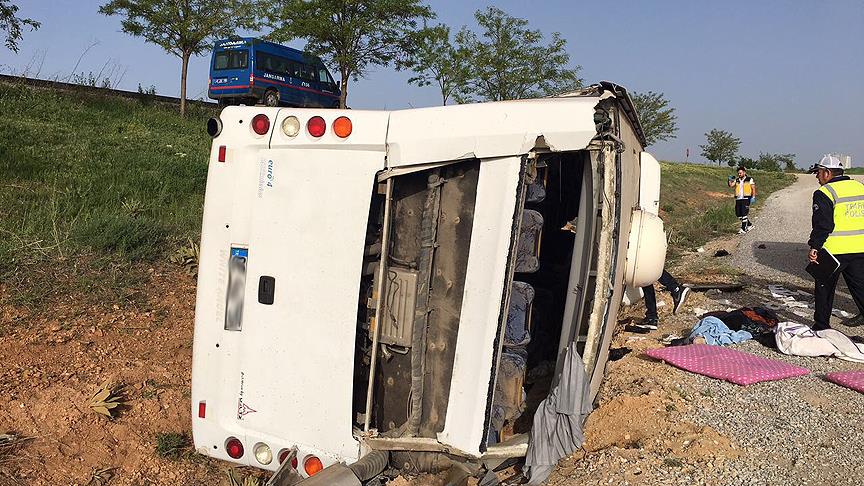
[737,156,756,169]
[398,24,467,105]
[453,7,582,103]
[1,0,40,53]
[777,153,797,172]
[99,0,253,116]
[261,0,435,109]
[756,152,781,172]
[700,129,741,166]
[631,91,678,147]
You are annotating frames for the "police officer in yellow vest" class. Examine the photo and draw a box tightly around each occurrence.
[808,155,864,330]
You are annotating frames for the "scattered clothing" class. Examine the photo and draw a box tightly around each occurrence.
[702,306,779,346]
[645,344,810,386]
[774,322,864,363]
[689,316,753,346]
[825,370,864,394]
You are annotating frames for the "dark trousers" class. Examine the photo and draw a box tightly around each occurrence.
[735,199,751,230]
[642,270,679,320]
[814,253,864,330]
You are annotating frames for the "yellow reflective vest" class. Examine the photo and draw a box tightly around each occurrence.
[819,179,864,255]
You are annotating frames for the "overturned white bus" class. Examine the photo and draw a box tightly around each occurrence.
[191,82,666,485]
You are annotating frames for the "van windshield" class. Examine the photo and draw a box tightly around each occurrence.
[214,50,249,71]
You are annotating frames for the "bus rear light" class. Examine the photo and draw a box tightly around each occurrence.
[250,73,254,85]
[253,443,273,465]
[278,448,297,467]
[333,116,352,138]
[281,116,300,137]
[303,455,324,476]
[307,116,326,137]
[251,114,270,135]
[218,146,226,162]
[225,437,244,459]
[198,401,206,418]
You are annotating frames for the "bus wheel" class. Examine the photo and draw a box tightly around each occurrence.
[263,90,279,107]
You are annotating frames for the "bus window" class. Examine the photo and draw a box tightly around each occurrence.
[318,68,333,84]
[214,50,248,71]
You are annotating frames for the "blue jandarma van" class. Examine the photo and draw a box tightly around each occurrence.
[208,38,341,108]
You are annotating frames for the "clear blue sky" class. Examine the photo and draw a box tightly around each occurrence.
[2,0,862,167]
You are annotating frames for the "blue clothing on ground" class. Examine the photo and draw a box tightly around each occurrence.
[689,316,753,346]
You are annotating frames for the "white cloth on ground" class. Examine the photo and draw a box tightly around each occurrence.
[774,322,864,363]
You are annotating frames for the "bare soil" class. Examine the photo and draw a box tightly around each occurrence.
[0,264,265,486]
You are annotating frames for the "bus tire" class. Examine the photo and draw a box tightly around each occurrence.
[263,90,279,107]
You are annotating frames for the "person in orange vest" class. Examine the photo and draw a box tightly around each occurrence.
[728,166,757,234]
[808,155,864,331]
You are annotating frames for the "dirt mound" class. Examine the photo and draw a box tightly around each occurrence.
[584,393,739,462]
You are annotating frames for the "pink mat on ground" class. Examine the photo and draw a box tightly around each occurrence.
[825,370,864,394]
[645,344,810,386]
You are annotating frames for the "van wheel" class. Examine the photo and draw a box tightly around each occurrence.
[263,90,279,107]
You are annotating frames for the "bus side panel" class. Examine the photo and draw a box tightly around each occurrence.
[437,156,523,456]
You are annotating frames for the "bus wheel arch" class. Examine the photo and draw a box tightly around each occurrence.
[263,89,280,107]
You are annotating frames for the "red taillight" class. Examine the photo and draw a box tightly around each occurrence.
[226,437,244,459]
[250,73,254,85]
[307,116,326,137]
[333,116,352,138]
[304,455,323,476]
[218,145,226,162]
[278,449,298,468]
[251,114,270,135]
[198,401,206,418]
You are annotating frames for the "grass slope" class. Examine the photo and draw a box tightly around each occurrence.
[659,162,796,254]
[0,83,215,306]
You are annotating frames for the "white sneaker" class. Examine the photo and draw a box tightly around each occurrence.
[745,224,754,232]
[738,229,746,234]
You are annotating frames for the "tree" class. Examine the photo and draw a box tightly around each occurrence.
[398,24,467,105]
[700,129,741,166]
[261,0,435,109]
[736,156,756,169]
[1,0,40,53]
[99,0,252,116]
[631,91,678,146]
[453,7,582,103]
[777,153,797,172]
[756,152,781,172]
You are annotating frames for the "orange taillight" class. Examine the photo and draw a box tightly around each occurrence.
[304,455,324,476]
[333,116,352,138]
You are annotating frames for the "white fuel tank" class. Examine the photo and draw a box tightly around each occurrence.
[624,209,666,288]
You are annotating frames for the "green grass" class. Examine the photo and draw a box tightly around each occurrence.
[659,162,796,254]
[0,82,215,306]
[155,432,189,460]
